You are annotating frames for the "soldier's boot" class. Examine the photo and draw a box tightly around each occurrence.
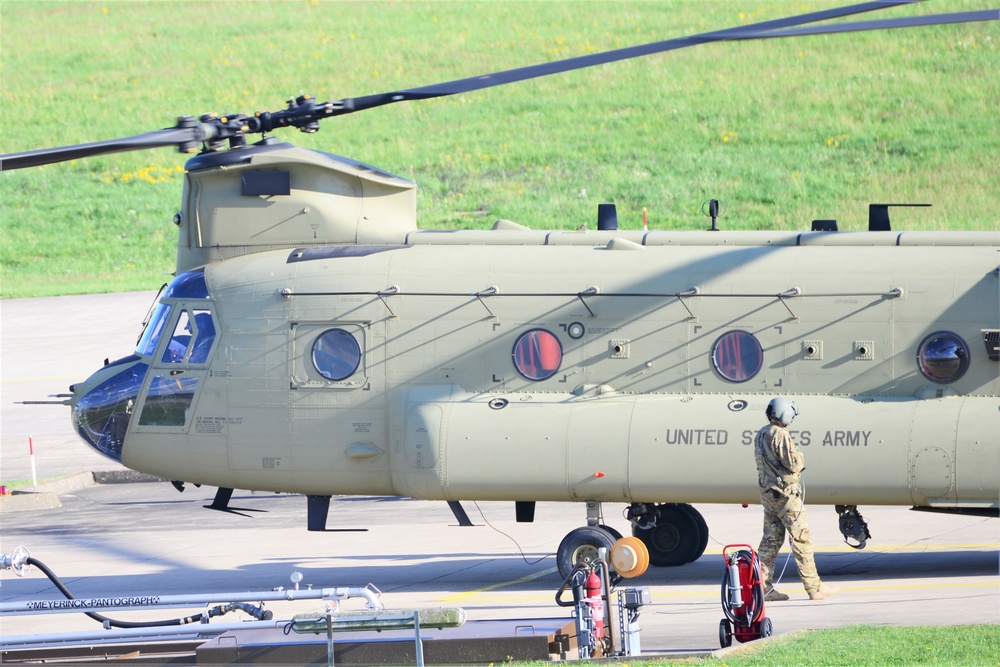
[807,586,839,601]
[764,587,790,602]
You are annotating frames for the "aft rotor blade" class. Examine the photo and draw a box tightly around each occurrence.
[0,126,208,171]
[336,1,922,115]
[734,9,999,40]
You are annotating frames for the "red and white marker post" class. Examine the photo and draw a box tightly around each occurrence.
[29,435,38,491]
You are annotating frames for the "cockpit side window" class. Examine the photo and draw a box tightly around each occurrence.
[161,309,217,364]
[139,374,200,426]
[163,311,193,363]
[189,310,216,364]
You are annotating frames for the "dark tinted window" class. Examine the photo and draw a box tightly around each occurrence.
[712,330,764,382]
[512,329,563,381]
[917,331,969,384]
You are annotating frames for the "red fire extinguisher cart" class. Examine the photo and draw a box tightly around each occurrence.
[719,544,773,647]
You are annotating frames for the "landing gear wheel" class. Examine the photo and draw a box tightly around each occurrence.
[600,524,623,541]
[719,619,732,648]
[760,617,773,638]
[676,503,709,561]
[557,526,615,579]
[632,504,701,566]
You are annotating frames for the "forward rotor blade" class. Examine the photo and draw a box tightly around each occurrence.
[336,1,921,115]
[0,126,207,171]
[3,0,996,170]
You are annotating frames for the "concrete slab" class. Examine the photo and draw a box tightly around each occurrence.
[0,489,61,512]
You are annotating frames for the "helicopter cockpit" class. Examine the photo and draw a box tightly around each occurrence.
[72,270,216,462]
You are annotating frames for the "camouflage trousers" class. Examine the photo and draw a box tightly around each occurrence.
[757,487,822,594]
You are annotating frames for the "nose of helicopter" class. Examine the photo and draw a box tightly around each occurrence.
[71,356,149,463]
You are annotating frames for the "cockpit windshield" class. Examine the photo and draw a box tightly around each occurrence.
[136,303,172,357]
[135,270,214,360]
[77,269,214,464]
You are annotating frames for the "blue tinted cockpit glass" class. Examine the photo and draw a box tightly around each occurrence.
[163,270,210,299]
[159,309,216,364]
[72,361,149,462]
[189,310,216,364]
[137,271,212,358]
[136,303,172,357]
[162,310,193,363]
[139,375,200,426]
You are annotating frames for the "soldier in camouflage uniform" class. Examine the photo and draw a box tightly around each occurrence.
[755,398,837,601]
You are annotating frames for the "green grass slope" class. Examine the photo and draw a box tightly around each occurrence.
[1,1,997,297]
[512,624,1000,666]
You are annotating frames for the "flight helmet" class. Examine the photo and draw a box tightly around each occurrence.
[766,397,798,426]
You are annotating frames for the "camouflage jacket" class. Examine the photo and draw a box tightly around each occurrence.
[754,423,805,493]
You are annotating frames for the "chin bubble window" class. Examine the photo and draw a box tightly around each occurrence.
[917,331,969,384]
[512,329,563,381]
[712,330,764,382]
[312,329,362,381]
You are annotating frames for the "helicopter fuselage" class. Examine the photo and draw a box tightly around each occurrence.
[69,145,1000,517]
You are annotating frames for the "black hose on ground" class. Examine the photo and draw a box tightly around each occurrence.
[25,557,271,628]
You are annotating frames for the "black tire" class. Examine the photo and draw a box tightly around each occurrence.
[599,524,623,541]
[719,619,732,648]
[632,504,700,566]
[677,503,709,562]
[760,616,773,638]
[557,526,616,579]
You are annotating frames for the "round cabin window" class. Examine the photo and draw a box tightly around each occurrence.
[512,329,563,381]
[711,330,764,383]
[917,331,969,384]
[312,329,362,381]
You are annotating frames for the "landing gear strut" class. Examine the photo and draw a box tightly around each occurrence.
[627,503,708,566]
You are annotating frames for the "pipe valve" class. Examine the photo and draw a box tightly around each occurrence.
[1,546,31,576]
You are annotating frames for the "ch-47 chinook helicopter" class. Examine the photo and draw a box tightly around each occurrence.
[3,1,998,580]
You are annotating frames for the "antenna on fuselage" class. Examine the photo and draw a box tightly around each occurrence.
[702,198,725,231]
[868,203,931,231]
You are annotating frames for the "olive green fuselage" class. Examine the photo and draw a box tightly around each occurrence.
[73,146,1000,514]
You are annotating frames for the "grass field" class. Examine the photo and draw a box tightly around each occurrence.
[509,624,1000,666]
[1,1,997,297]
[697,624,1000,666]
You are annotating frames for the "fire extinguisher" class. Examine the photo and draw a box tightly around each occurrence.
[719,544,771,647]
[586,570,605,639]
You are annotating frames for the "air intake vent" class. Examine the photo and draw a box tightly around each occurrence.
[983,330,1000,361]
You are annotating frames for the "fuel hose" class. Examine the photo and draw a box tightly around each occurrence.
[25,556,271,629]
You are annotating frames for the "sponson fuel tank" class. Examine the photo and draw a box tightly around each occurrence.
[397,389,999,510]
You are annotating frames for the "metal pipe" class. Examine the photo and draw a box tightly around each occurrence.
[0,619,284,648]
[0,585,382,617]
